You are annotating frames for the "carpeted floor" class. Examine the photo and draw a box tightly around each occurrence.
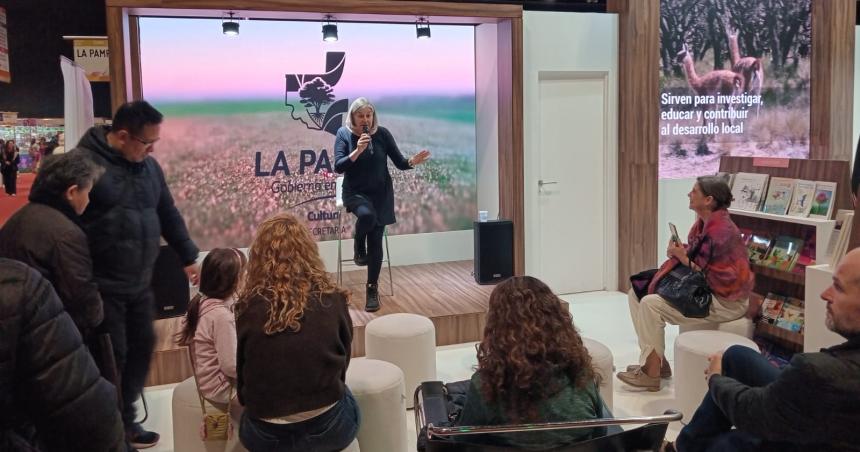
[0,172,34,226]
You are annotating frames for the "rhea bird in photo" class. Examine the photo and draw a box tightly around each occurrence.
[676,43,743,126]
[724,20,764,116]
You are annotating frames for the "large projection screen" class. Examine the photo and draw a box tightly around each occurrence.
[659,0,812,179]
[139,18,477,250]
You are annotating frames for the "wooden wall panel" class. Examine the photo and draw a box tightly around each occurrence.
[106,7,132,112]
[607,0,660,290]
[809,0,855,161]
[497,18,525,276]
[129,16,143,101]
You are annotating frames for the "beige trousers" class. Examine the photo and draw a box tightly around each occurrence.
[627,289,748,365]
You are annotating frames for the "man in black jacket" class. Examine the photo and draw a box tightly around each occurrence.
[675,248,860,452]
[0,259,125,451]
[0,150,105,333]
[75,101,200,449]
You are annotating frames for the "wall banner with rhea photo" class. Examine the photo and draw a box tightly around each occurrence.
[659,0,811,179]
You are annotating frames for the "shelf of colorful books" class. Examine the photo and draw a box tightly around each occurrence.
[756,321,804,351]
[750,264,805,285]
[727,208,835,227]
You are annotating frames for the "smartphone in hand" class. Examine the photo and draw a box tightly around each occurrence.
[669,222,681,246]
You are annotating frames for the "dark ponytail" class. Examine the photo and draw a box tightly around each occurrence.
[175,248,247,346]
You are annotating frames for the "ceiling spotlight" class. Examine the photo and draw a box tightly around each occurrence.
[222,12,239,36]
[416,17,431,39]
[322,15,338,42]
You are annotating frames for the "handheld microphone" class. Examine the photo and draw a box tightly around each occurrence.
[363,125,374,155]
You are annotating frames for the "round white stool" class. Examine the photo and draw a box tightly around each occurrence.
[172,377,246,452]
[674,331,759,423]
[582,337,614,411]
[364,313,437,408]
[346,357,407,452]
[679,316,755,339]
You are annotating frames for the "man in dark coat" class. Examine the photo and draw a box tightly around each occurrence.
[0,258,125,451]
[0,150,105,333]
[674,248,860,452]
[74,101,201,448]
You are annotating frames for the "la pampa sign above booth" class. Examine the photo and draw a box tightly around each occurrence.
[65,36,110,82]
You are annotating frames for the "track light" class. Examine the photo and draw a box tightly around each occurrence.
[222,12,239,36]
[322,15,338,42]
[416,17,431,39]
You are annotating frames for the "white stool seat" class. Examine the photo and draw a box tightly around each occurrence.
[679,316,755,338]
[346,358,407,452]
[674,331,759,423]
[582,337,614,411]
[172,377,246,452]
[365,313,437,408]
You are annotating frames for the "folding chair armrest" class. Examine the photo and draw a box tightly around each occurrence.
[426,410,683,439]
[414,381,451,435]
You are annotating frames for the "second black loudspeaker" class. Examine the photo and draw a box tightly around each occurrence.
[151,245,191,319]
[474,219,513,284]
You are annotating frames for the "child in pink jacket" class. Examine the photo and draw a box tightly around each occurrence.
[176,248,246,405]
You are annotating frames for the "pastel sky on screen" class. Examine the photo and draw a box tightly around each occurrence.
[139,18,475,101]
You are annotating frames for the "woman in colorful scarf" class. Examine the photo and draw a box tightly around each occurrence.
[617,176,753,391]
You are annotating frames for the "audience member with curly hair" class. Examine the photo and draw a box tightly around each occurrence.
[234,213,358,452]
[456,276,608,449]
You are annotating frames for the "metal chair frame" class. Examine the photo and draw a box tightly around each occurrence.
[414,383,682,452]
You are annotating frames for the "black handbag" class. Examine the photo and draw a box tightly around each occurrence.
[630,268,658,300]
[655,237,712,318]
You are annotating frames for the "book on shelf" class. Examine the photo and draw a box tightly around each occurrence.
[763,235,804,271]
[826,209,853,257]
[791,230,817,275]
[761,293,786,325]
[747,234,773,264]
[776,298,805,333]
[731,173,770,212]
[739,227,754,246]
[787,179,816,217]
[715,172,735,190]
[809,181,837,219]
[830,212,855,267]
[762,177,795,215]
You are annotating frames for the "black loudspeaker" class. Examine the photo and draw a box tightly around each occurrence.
[474,220,514,284]
[151,245,190,319]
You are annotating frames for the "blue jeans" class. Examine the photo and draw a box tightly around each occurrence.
[675,345,796,452]
[239,389,360,452]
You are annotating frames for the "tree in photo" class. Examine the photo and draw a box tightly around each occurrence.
[299,77,336,128]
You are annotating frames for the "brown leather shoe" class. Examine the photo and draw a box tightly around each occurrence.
[616,368,661,391]
[625,359,672,378]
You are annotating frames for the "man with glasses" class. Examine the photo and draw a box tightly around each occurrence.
[73,101,200,451]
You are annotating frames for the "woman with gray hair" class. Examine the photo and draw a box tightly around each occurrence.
[0,149,106,333]
[334,97,431,312]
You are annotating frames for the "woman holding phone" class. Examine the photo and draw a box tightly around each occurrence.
[618,176,753,391]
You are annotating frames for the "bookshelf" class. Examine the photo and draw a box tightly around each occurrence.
[719,156,852,355]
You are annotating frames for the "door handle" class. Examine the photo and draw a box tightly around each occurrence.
[538,180,558,188]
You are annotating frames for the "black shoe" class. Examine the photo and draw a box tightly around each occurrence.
[126,423,159,449]
[354,236,368,266]
[365,283,381,312]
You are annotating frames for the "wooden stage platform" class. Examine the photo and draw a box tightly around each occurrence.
[341,260,495,356]
[146,260,497,386]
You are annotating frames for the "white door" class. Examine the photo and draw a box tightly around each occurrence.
[537,75,606,294]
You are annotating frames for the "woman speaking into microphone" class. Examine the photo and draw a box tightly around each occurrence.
[334,98,431,312]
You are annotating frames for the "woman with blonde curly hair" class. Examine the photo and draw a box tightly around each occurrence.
[457,276,607,449]
[235,213,358,452]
